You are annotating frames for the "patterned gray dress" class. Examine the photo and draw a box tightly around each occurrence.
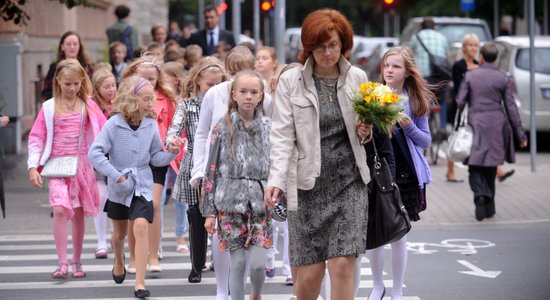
[288,75,369,266]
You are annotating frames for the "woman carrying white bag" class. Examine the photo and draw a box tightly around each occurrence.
[455,42,527,222]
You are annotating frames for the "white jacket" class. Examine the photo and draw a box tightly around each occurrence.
[267,56,371,211]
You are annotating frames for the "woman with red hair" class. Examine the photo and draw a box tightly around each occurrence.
[264,9,372,300]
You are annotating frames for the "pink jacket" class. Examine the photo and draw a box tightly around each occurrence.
[154,91,180,172]
[28,98,107,169]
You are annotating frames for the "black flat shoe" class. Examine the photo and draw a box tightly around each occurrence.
[188,269,202,283]
[134,289,150,298]
[112,255,126,284]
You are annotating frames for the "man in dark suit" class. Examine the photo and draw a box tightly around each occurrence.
[189,5,236,56]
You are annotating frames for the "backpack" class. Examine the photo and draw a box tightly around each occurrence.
[119,25,134,61]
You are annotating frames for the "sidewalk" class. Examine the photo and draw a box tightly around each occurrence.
[1,146,549,236]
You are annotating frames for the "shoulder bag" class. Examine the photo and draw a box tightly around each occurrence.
[366,137,412,250]
[416,34,452,81]
[41,104,86,177]
[446,104,473,163]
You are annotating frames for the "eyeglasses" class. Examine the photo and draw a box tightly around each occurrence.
[313,43,341,54]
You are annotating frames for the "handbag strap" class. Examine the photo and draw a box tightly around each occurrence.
[415,34,433,57]
[454,103,469,130]
[76,103,86,154]
[370,135,382,170]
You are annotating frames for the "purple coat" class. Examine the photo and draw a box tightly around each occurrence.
[456,63,527,166]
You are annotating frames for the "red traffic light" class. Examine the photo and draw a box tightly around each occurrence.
[261,1,272,11]
[217,2,228,14]
[384,0,394,4]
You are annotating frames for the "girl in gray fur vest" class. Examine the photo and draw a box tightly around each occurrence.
[202,71,272,300]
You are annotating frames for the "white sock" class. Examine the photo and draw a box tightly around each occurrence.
[93,180,108,250]
[266,220,279,269]
[367,246,386,299]
[391,235,408,300]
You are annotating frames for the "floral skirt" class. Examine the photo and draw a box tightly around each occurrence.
[216,207,273,252]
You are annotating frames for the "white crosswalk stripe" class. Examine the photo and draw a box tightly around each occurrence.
[0,235,421,299]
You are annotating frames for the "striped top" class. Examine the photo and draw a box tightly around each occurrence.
[51,112,87,157]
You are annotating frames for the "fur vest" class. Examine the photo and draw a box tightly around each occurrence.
[202,108,271,215]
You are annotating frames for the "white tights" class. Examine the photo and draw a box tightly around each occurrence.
[367,234,408,300]
[212,226,231,300]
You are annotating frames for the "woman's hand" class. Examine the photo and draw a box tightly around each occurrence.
[520,139,528,148]
[28,168,42,188]
[264,186,282,208]
[356,121,373,142]
[116,175,127,183]
[204,216,216,234]
[397,112,411,127]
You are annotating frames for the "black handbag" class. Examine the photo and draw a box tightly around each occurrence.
[366,138,412,250]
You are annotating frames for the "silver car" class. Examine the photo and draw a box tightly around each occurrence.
[495,36,550,133]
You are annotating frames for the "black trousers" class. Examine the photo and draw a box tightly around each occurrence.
[187,202,208,273]
[468,166,497,210]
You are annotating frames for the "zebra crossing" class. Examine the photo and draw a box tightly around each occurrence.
[0,234,421,300]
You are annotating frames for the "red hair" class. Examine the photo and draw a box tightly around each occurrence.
[298,9,354,64]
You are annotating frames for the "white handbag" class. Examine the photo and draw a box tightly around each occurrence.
[41,105,86,178]
[446,105,473,163]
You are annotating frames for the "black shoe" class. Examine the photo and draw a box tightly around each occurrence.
[112,255,126,284]
[134,289,150,298]
[485,198,495,218]
[188,269,202,283]
[475,197,486,221]
[112,266,126,284]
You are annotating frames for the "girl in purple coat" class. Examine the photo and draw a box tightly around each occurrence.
[367,46,435,300]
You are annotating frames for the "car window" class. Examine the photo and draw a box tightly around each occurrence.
[436,24,490,44]
[516,48,550,74]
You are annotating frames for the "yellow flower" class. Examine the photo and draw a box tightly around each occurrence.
[391,93,399,103]
[364,95,371,103]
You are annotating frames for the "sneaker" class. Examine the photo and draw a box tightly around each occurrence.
[265,268,275,278]
[285,277,294,286]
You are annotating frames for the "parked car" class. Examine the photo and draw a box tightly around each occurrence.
[400,17,492,62]
[350,36,399,69]
[494,36,550,133]
[284,27,302,63]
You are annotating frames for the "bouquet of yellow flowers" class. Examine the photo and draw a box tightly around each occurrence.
[352,82,404,135]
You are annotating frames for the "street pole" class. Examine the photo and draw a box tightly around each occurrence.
[199,0,205,30]
[232,0,241,44]
[529,0,537,172]
[253,0,260,47]
[220,0,226,30]
[493,0,499,37]
[544,0,548,35]
[384,12,389,37]
[274,0,285,62]
[393,11,400,37]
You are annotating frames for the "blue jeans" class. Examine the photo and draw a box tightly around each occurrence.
[160,168,188,237]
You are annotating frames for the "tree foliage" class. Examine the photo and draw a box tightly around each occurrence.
[1,0,94,26]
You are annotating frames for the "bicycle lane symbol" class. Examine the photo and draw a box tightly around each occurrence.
[406,239,495,255]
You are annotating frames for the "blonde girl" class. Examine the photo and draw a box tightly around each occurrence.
[367,46,434,300]
[122,54,177,272]
[202,70,272,300]
[165,57,227,282]
[28,58,106,279]
[91,67,117,119]
[89,66,117,259]
[88,76,181,298]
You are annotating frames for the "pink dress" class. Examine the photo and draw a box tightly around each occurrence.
[48,112,100,219]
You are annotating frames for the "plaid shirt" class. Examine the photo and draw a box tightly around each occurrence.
[409,29,449,77]
[166,97,202,205]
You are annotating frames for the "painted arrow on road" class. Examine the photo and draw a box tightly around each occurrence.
[457,260,502,278]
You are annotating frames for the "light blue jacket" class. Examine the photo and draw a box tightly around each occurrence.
[88,114,176,207]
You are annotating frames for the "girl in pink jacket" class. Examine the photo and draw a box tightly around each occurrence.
[28,59,106,279]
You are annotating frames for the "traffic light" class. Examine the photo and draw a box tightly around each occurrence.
[382,0,395,12]
[217,2,228,15]
[261,1,272,13]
